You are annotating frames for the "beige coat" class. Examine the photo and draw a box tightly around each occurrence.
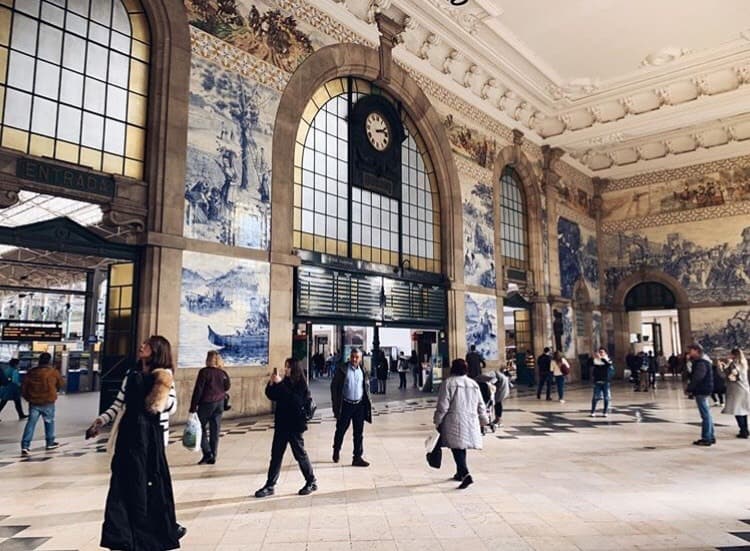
[722,359,750,416]
[433,375,488,450]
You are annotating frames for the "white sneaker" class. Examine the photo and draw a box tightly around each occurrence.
[590,413,596,417]
[603,413,609,418]
[559,399,565,404]
[21,448,31,456]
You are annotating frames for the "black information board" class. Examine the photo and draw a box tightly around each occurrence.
[296,266,446,326]
[2,324,63,342]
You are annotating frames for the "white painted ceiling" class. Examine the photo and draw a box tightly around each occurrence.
[316,0,750,178]
[487,0,750,81]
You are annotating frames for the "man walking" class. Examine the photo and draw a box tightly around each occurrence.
[466,345,486,379]
[20,353,64,455]
[0,358,27,420]
[331,348,372,467]
[536,347,552,400]
[686,343,715,446]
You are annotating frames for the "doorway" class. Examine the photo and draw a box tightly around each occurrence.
[0,202,139,415]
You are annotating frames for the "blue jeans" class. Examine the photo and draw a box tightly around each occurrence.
[591,382,611,414]
[695,395,714,442]
[21,404,56,449]
[555,375,565,400]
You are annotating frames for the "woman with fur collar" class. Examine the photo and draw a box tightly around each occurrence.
[94,336,185,551]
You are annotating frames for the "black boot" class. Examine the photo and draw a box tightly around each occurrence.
[298,480,318,495]
[254,485,275,498]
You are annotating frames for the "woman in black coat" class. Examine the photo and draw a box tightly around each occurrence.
[254,358,317,498]
[99,336,184,551]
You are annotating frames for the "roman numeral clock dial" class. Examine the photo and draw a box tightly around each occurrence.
[365,112,390,151]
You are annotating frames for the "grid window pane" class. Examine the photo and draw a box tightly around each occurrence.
[293,79,440,271]
[0,0,148,177]
[500,167,529,271]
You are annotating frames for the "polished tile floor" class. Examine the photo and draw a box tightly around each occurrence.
[2,380,750,550]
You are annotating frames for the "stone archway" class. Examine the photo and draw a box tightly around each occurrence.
[492,141,547,354]
[269,43,464,368]
[611,270,692,369]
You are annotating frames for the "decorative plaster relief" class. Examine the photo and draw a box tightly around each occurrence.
[443,113,499,169]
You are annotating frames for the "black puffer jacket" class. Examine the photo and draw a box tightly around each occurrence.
[687,355,714,396]
[266,378,310,433]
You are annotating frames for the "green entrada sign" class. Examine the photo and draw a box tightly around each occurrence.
[16,158,115,198]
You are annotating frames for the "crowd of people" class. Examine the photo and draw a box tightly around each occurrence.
[2,335,748,550]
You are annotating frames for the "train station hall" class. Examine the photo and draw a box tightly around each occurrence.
[0,1,749,550]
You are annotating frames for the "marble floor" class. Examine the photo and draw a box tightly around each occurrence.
[2,381,750,551]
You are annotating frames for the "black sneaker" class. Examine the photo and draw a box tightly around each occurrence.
[45,442,59,450]
[332,449,340,463]
[176,525,187,540]
[457,475,474,489]
[254,485,275,498]
[352,457,370,467]
[298,481,318,495]
[737,433,749,439]
[197,455,212,465]
[692,439,712,446]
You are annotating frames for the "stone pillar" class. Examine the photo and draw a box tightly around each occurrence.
[612,306,631,377]
[268,253,299,373]
[82,269,107,342]
[446,286,466,368]
[136,244,182,347]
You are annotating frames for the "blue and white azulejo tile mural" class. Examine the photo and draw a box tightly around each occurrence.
[463,179,496,288]
[558,217,599,301]
[184,55,280,250]
[465,292,498,361]
[179,251,270,367]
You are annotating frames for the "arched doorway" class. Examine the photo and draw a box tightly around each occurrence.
[269,44,463,375]
[611,272,692,371]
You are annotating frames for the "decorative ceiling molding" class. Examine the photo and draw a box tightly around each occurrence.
[454,155,493,181]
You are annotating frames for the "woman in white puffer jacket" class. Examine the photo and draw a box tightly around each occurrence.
[433,358,489,489]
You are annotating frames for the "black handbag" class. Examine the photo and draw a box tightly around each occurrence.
[223,393,232,411]
[426,435,442,469]
[304,395,317,421]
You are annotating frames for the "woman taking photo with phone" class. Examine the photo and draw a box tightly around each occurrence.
[254,358,317,498]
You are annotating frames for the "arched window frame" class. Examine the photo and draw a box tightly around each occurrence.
[292,77,441,273]
[0,0,150,179]
[500,166,529,272]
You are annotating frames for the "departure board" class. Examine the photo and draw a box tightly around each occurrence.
[1,325,63,342]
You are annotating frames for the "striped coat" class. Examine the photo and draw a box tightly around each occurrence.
[98,369,177,446]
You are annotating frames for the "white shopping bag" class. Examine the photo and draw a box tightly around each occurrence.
[182,412,202,452]
[424,430,441,454]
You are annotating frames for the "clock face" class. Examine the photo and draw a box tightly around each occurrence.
[365,112,390,152]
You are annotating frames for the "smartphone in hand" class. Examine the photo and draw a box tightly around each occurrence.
[272,367,278,376]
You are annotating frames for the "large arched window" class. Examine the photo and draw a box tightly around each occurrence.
[292,78,441,273]
[500,166,528,272]
[0,0,150,179]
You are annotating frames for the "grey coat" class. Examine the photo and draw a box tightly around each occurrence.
[433,375,488,450]
[722,360,750,416]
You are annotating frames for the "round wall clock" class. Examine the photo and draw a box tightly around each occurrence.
[365,111,391,151]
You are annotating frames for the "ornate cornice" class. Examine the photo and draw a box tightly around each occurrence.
[605,153,750,192]
[189,27,290,93]
[454,155,493,181]
[601,201,750,233]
